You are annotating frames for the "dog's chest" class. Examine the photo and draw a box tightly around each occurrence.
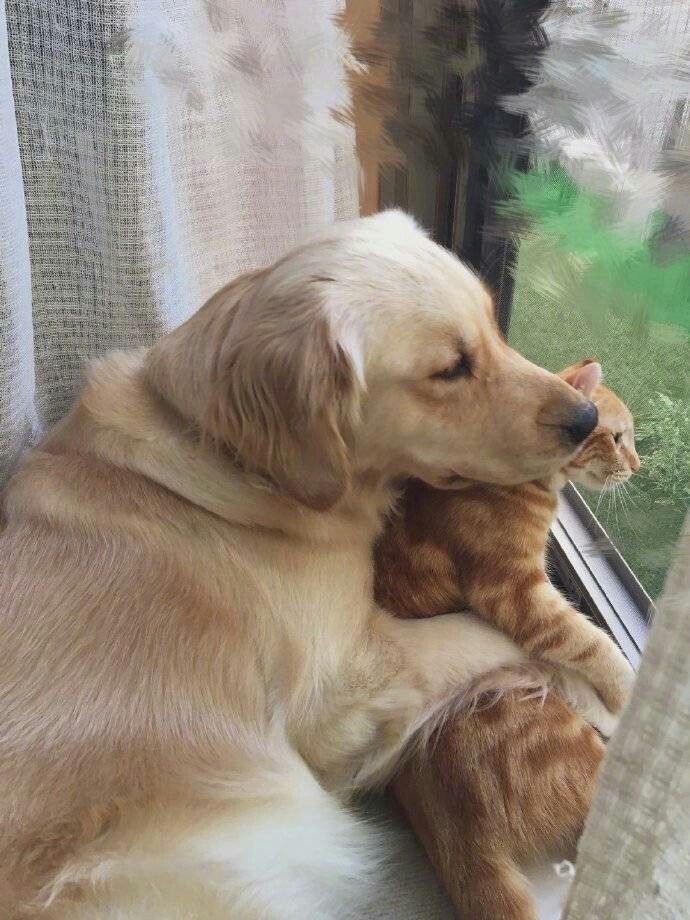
[215,524,374,660]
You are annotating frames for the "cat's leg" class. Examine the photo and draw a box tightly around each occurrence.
[469,573,634,715]
[393,733,538,920]
[393,689,604,919]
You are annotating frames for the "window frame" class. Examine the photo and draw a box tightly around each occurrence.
[473,161,654,668]
[550,485,651,668]
[376,0,652,663]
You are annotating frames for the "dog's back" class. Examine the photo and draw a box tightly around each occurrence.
[0,425,381,918]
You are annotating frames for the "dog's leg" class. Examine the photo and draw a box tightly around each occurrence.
[38,752,381,920]
[353,611,543,788]
[551,666,621,738]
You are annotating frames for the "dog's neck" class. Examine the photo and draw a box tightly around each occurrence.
[441,470,571,498]
[56,350,392,544]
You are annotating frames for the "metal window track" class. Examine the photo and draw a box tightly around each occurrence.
[549,483,653,669]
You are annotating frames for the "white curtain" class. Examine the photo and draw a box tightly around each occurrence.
[0,0,359,484]
[564,512,690,920]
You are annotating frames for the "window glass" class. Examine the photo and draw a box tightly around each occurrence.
[508,167,690,600]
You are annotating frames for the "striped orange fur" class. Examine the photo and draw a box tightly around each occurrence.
[393,693,604,920]
[375,360,640,919]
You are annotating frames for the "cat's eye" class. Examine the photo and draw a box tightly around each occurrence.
[432,354,472,381]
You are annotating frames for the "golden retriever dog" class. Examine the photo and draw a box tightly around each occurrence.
[0,211,600,919]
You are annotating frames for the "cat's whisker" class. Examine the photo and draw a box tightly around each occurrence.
[616,483,633,522]
[609,482,622,531]
[616,482,628,523]
[619,482,642,534]
[614,480,627,509]
[623,480,638,510]
[623,479,643,504]
[594,481,609,517]
[607,484,618,530]
[616,485,629,527]
[603,476,616,512]
[619,478,637,502]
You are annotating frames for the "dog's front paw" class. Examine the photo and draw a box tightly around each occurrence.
[593,643,635,714]
[585,703,620,740]
[553,667,621,739]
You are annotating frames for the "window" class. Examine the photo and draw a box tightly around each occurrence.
[364,0,690,654]
[507,169,690,605]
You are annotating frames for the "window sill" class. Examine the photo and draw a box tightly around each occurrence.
[549,483,653,669]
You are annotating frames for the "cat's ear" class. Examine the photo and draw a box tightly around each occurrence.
[559,359,602,398]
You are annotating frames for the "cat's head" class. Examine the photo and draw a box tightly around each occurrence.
[559,359,641,491]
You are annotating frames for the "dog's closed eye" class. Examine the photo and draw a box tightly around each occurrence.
[431,354,472,381]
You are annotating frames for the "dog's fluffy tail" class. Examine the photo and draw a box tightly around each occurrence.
[410,662,551,759]
[40,746,383,920]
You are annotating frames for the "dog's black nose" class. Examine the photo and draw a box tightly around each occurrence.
[566,400,598,443]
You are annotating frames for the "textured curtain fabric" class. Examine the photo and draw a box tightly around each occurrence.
[564,512,690,920]
[0,0,358,484]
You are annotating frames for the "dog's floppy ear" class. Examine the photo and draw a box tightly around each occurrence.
[202,272,360,511]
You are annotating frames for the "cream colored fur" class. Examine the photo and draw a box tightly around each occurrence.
[0,211,597,918]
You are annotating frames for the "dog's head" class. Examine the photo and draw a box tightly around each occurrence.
[147,211,597,510]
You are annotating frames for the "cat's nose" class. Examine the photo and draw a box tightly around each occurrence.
[565,400,598,444]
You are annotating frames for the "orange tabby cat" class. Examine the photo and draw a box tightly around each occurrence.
[375,359,640,920]
[392,692,604,920]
